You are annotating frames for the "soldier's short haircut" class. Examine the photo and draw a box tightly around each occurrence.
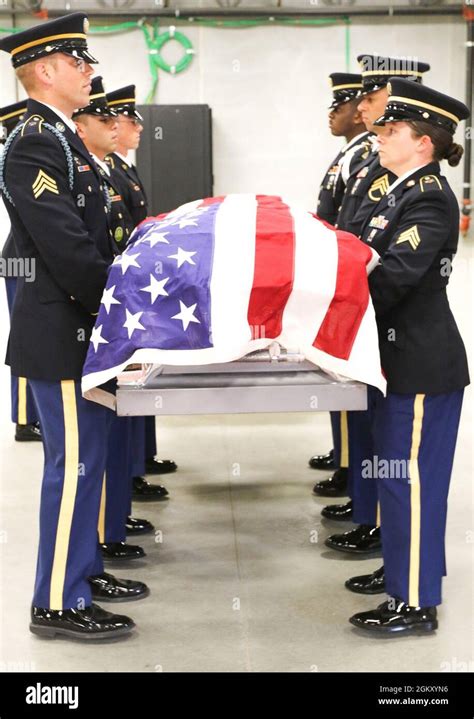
[15,55,58,93]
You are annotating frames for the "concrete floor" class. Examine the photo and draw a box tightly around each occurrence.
[0,243,473,673]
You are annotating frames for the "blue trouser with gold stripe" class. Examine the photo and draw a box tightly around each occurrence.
[330,411,375,518]
[5,278,38,425]
[371,388,463,607]
[100,415,133,543]
[29,379,111,610]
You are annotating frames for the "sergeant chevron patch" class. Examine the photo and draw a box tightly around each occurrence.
[396,225,422,251]
[32,169,59,199]
[368,173,390,201]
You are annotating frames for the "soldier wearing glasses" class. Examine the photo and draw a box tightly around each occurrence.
[0,13,149,641]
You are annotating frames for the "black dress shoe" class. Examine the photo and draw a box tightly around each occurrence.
[132,476,169,501]
[345,565,385,594]
[126,516,155,536]
[325,524,381,554]
[15,422,42,442]
[100,542,146,561]
[321,500,353,522]
[309,449,335,471]
[350,599,438,634]
[89,572,150,602]
[145,457,177,475]
[30,604,135,641]
[313,467,348,497]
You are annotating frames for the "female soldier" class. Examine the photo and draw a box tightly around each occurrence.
[348,78,470,634]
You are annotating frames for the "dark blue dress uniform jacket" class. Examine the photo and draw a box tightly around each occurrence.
[96,164,129,252]
[106,152,148,235]
[1,100,115,381]
[316,132,370,226]
[336,141,396,236]
[359,161,470,395]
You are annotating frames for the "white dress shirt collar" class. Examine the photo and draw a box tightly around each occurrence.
[386,164,429,195]
[38,102,77,134]
[115,151,132,167]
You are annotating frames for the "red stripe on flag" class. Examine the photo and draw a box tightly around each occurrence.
[313,229,372,360]
[247,195,295,340]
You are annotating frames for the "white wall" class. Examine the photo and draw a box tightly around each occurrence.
[0,13,470,211]
[0,13,472,420]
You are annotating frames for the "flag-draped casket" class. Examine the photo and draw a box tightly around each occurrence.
[82,194,386,405]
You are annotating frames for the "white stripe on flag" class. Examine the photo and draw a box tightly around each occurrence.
[209,194,259,356]
[279,204,337,350]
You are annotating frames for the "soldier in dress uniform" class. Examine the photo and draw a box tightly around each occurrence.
[0,13,149,641]
[106,85,177,504]
[310,73,368,502]
[322,55,431,554]
[348,79,469,633]
[73,76,155,558]
[0,101,41,442]
[315,73,368,225]
[336,54,430,236]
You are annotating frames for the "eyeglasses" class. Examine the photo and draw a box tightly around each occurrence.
[61,54,87,73]
[117,116,142,127]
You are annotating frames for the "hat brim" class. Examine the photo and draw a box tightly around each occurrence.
[357,84,388,99]
[328,96,356,110]
[373,114,388,126]
[63,48,99,64]
[74,107,118,119]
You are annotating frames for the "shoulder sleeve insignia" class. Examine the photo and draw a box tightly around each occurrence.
[419,175,443,192]
[395,224,421,251]
[368,173,390,202]
[32,169,59,199]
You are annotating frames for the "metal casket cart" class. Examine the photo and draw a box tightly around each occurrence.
[115,346,367,417]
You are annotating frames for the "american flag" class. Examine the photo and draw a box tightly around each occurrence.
[82,194,385,404]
